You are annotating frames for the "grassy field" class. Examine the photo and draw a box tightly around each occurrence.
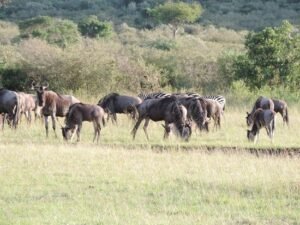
[0,107,299,224]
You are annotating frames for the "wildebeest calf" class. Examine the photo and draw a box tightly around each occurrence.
[62,103,106,143]
[247,108,276,143]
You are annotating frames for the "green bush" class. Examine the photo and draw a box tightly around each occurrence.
[78,15,113,38]
[19,16,80,48]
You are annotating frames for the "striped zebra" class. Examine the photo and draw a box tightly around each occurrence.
[186,92,226,111]
[137,92,171,101]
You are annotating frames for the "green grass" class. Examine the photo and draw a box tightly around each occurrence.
[0,144,299,225]
[0,107,299,224]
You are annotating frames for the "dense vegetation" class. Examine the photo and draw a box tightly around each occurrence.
[0,1,299,104]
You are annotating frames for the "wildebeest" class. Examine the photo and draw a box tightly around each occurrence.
[246,96,274,126]
[17,92,37,124]
[272,99,289,125]
[130,96,190,140]
[98,93,142,124]
[175,96,208,131]
[32,82,80,137]
[203,99,223,131]
[62,103,106,143]
[0,88,20,129]
[247,108,276,143]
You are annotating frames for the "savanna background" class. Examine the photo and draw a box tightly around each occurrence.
[0,0,299,224]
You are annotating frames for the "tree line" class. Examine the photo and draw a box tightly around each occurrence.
[0,2,299,102]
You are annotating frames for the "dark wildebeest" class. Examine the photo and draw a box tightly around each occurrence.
[246,96,274,127]
[0,88,20,129]
[98,93,142,124]
[272,99,289,126]
[130,96,191,140]
[247,108,276,143]
[175,96,208,131]
[32,82,80,137]
[62,103,106,143]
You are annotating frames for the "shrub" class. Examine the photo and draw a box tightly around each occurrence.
[78,15,113,38]
[19,16,80,48]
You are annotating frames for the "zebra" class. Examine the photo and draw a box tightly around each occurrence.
[186,92,226,111]
[137,92,171,101]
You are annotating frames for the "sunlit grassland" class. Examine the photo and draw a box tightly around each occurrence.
[0,144,299,225]
[0,107,299,224]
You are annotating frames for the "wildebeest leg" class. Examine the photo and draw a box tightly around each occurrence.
[70,125,78,142]
[27,111,32,124]
[76,124,82,142]
[131,117,144,140]
[44,115,49,137]
[255,130,259,144]
[112,113,117,125]
[143,118,150,140]
[163,122,171,139]
[93,121,101,143]
[1,114,5,130]
[51,113,57,138]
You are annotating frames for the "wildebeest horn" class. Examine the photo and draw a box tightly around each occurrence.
[43,81,49,89]
[31,81,38,90]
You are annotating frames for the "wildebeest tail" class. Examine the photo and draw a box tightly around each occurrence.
[285,107,289,125]
[102,116,106,127]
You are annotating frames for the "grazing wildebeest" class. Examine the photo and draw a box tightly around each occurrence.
[32,82,80,137]
[175,96,208,131]
[98,93,142,124]
[62,103,106,143]
[130,96,190,140]
[162,103,192,140]
[272,99,289,125]
[247,108,276,143]
[246,96,274,127]
[0,88,20,129]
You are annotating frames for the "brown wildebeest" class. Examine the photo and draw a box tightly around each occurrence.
[32,82,80,137]
[246,96,274,127]
[130,96,191,140]
[62,103,106,143]
[17,92,37,124]
[0,88,20,129]
[98,93,142,124]
[202,99,223,132]
[247,108,276,143]
[272,99,289,126]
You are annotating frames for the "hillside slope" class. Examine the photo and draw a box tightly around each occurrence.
[0,0,299,31]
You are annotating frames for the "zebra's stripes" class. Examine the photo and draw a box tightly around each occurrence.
[138,92,171,101]
[186,92,226,111]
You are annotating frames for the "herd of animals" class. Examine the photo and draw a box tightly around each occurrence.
[0,82,289,144]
